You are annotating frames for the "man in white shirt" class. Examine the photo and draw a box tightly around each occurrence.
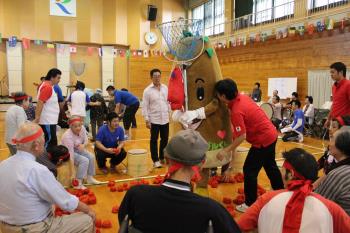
[268,90,278,104]
[303,95,315,125]
[5,92,29,155]
[142,69,170,168]
[68,81,100,119]
[0,122,95,233]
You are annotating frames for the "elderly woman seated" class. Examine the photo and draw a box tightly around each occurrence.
[315,126,350,215]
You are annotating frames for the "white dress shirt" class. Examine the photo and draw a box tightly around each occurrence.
[303,104,315,118]
[5,105,27,145]
[142,83,170,125]
[0,151,78,225]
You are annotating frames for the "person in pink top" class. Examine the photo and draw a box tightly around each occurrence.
[238,148,350,233]
[61,116,100,189]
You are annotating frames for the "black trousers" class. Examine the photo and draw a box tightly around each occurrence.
[150,123,169,162]
[282,131,299,142]
[95,147,127,168]
[91,118,104,140]
[40,124,58,149]
[123,102,140,131]
[243,140,284,206]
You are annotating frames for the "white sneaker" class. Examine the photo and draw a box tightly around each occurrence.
[153,161,162,168]
[87,176,101,185]
[236,203,249,213]
[298,135,304,143]
[73,179,87,190]
[124,135,129,140]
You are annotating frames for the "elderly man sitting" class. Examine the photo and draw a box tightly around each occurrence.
[0,122,95,233]
[118,129,241,233]
[238,148,350,233]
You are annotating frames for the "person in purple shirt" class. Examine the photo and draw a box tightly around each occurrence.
[106,86,139,139]
[95,112,127,174]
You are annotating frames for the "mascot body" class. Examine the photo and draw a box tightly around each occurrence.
[167,36,233,186]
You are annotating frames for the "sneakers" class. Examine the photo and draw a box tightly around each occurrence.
[153,161,162,168]
[236,203,249,213]
[73,179,87,190]
[99,167,109,175]
[87,176,101,185]
[298,134,304,143]
[124,135,129,140]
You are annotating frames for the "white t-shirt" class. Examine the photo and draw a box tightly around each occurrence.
[69,90,90,117]
[5,105,27,145]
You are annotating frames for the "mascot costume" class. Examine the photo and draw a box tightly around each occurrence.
[163,20,235,187]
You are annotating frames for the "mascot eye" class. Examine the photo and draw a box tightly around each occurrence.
[197,87,204,101]
[195,78,205,101]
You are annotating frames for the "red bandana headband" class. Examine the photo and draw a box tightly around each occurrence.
[283,161,306,180]
[68,118,82,125]
[12,128,43,144]
[282,160,313,233]
[164,160,203,183]
[10,95,28,101]
[336,116,345,126]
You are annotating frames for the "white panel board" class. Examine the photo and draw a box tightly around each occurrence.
[268,77,297,99]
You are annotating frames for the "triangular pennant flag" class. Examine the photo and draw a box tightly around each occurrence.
[307,23,315,35]
[56,44,65,54]
[340,18,346,32]
[8,36,17,47]
[34,40,43,45]
[276,30,283,39]
[113,49,117,58]
[298,26,305,36]
[143,50,149,58]
[255,33,261,42]
[288,27,296,37]
[132,50,137,57]
[316,21,325,32]
[282,28,288,38]
[98,48,103,57]
[69,45,77,53]
[126,50,130,58]
[87,47,94,56]
[47,43,55,52]
[120,50,125,58]
[22,38,30,49]
[137,50,143,56]
[242,36,247,46]
[326,19,334,30]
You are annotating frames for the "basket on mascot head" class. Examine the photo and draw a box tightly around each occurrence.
[157,18,205,111]
[157,18,205,64]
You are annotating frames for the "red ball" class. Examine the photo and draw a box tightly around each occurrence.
[95,219,102,227]
[72,179,79,187]
[110,187,117,192]
[112,205,119,213]
[102,220,112,228]
[223,197,232,204]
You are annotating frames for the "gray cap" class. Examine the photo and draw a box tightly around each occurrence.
[164,129,208,166]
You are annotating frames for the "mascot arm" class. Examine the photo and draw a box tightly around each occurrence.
[204,98,219,116]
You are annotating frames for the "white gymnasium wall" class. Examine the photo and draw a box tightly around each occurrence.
[56,44,71,96]
[101,46,115,96]
[6,42,23,94]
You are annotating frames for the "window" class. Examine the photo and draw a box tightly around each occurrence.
[308,0,347,10]
[253,0,294,24]
[192,0,225,36]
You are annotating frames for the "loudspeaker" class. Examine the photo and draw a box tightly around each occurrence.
[148,5,157,21]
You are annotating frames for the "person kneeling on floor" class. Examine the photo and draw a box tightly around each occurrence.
[95,112,127,174]
[61,116,101,189]
[238,148,350,233]
[0,122,95,233]
[281,100,305,142]
[118,129,241,233]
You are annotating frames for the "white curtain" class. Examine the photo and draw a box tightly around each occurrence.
[308,70,333,108]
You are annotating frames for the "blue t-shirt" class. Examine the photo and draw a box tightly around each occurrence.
[291,109,305,133]
[54,85,64,103]
[114,90,139,106]
[96,124,125,148]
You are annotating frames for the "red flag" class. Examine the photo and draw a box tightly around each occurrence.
[22,38,30,49]
[87,47,94,56]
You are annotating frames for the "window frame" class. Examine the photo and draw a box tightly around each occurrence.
[308,0,348,14]
[191,0,225,36]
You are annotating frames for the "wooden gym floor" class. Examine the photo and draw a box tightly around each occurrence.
[0,111,326,232]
